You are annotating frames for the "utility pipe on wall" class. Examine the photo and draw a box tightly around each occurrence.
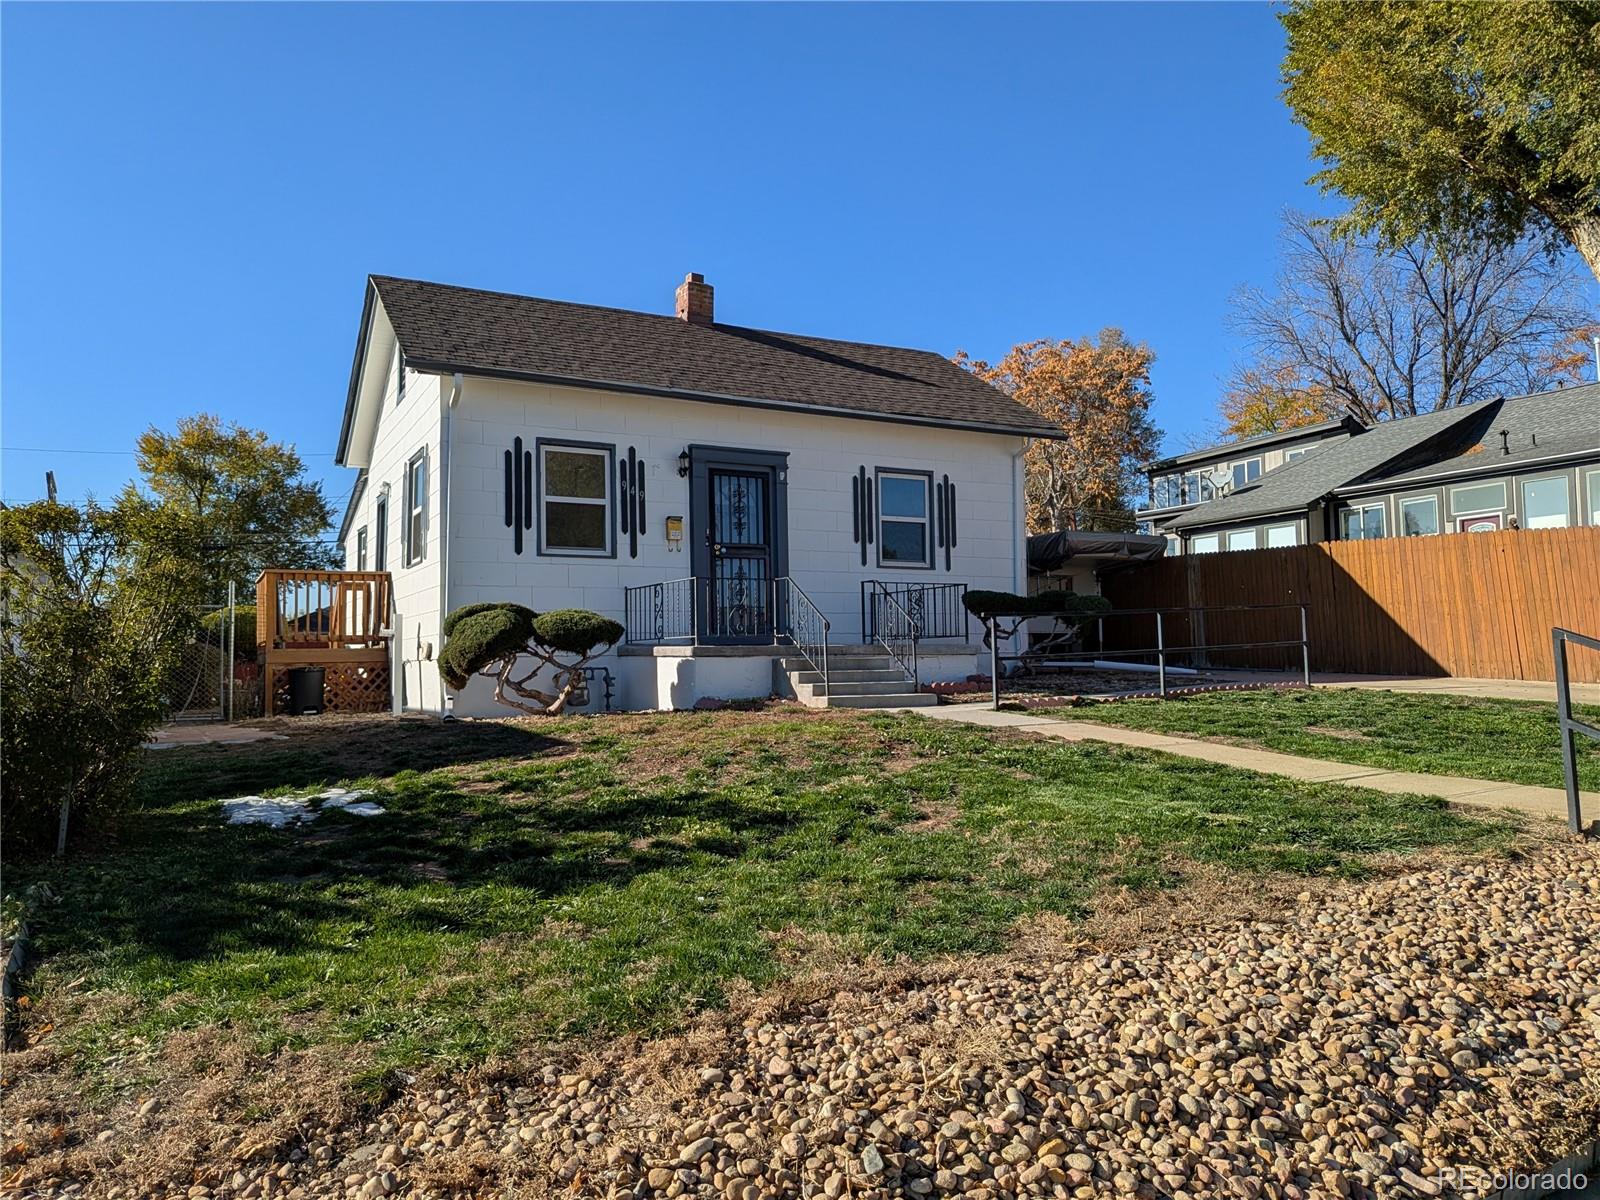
[437,372,463,718]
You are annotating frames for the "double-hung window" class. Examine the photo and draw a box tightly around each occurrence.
[404,450,428,566]
[876,470,933,567]
[355,526,369,570]
[539,440,614,556]
[1341,502,1386,540]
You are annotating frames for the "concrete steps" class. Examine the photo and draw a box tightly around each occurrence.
[777,648,937,709]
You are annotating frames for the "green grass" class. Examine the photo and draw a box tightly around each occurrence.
[1047,687,1600,791]
[10,708,1519,1088]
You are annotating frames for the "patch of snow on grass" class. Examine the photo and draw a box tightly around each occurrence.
[221,788,383,827]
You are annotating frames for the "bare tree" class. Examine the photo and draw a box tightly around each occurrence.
[1225,212,1595,429]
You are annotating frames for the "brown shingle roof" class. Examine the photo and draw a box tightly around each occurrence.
[366,275,1062,439]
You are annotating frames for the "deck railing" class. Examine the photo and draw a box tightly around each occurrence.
[256,569,392,652]
[861,580,968,644]
[864,580,918,683]
[624,577,696,645]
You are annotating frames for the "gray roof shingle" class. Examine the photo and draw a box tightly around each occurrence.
[1167,402,1486,530]
[1167,382,1600,530]
[365,275,1063,439]
[1357,382,1600,489]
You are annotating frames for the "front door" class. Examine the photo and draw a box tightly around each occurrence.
[687,446,790,645]
[704,468,773,643]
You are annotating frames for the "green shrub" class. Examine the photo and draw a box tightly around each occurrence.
[963,590,1112,619]
[437,603,621,714]
[437,604,539,689]
[2,500,207,853]
[201,604,257,657]
[442,601,534,639]
[532,609,625,655]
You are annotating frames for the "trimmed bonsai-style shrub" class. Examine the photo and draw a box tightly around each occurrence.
[963,589,1112,620]
[437,602,621,715]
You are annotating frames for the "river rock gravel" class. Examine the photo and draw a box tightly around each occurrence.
[36,844,1600,1200]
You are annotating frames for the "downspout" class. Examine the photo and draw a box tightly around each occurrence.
[437,372,463,717]
[1009,437,1032,668]
[1011,438,1032,594]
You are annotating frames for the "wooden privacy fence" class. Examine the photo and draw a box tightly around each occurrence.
[1101,526,1600,683]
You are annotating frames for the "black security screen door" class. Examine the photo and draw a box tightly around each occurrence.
[705,468,773,643]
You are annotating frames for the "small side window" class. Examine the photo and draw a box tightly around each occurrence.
[373,494,389,571]
[404,451,428,566]
[356,526,369,571]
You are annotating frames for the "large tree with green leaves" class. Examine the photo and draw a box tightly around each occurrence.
[1282,1,1600,282]
[120,414,337,594]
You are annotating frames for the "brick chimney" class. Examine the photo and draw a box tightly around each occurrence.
[674,272,714,325]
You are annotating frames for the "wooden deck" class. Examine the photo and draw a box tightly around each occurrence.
[255,569,394,715]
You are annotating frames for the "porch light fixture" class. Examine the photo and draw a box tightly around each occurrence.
[677,449,691,477]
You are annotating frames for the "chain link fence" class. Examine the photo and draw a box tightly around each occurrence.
[164,586,263,722]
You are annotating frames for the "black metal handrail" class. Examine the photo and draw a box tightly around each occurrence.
[1553,627,1600,835]
[775,577,830,694]
[861,580,968,644]
[865,580,918,683]
[624,577,695,645]
[981,602,1312,708]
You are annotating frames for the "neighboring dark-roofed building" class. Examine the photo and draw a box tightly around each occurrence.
[1138,383,1600,554]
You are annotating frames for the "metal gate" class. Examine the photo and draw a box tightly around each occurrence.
[166,583,262,722]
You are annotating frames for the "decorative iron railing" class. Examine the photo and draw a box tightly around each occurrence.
[864,580,918,683]
[860,580,968,644]
[774,576,830,693]
[624,577,696,645]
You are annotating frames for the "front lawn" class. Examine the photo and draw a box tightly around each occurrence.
[10,708,1519,1091]
[1048,687,1600,790]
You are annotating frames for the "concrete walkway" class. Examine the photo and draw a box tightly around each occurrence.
[908,702,1592,822]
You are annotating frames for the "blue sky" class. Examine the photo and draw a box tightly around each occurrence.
[3,2,1329,515]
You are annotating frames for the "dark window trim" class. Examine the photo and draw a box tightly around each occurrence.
[404,448,428,567]
[536,438,617,559]
[396,348,406,405]
[874,467,935,571]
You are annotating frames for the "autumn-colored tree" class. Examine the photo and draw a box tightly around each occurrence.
[1219,364,1341,439]
[119,414,337,593]
[956,331,1160,533]
[1226,212,1592,428]
[1282,1,1600,283]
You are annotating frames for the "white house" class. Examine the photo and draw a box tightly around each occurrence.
[332,273,1060,714]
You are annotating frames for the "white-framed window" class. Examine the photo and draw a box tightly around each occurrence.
[404,450,428,566]
[538,440,614,556]
[1285,445,1317,463]
[1587,470,1600,526]
[1341,502,1386,540]
[373,491,389,571]
[1190,534,1221,554]
[1521,476,1570,529]
[1164,535,1180,556]
[1399,496,1439,537]
[356,526,369,570]
[1227,529,1257,552]
[395,346,406,405]
[1264,523,1298,548]
[1450,481,1507,515]
[1231,458,1263,490]
[876,470,933,568]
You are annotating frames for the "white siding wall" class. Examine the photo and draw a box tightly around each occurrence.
[341,351,445,712]
[444,377,1028,711]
